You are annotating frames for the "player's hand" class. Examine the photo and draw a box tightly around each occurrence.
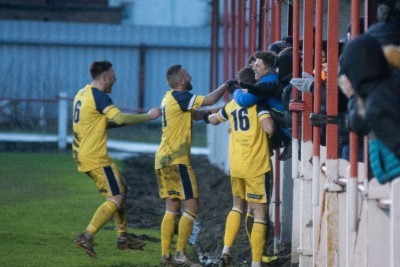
[225,79,239,94]
[148,107,162,120]
[338,74,355,98]
[225,79,239,88]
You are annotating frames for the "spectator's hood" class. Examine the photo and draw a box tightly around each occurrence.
[339,34,390,99]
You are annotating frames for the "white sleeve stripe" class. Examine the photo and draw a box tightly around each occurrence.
[258,110,270,117]
[187,95,197,110]
[219,110,228,121]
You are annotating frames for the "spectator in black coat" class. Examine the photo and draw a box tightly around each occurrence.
[339,34,400,160]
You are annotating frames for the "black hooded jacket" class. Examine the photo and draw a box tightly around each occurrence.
[340,34,400,157]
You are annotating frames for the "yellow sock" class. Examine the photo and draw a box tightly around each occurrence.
[86,200,118,235]
[245,212,254,242]
[176,211,196,252]
[114,199,127,236]
[251,221,266,262]
[224,209,242,247]
[161,211,177,256]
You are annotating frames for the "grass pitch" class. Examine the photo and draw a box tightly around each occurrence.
[0,152,161,267]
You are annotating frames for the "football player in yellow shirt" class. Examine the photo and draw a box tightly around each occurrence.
[155,64,236,266]
[208,66,274,267]
[73,60,161,257]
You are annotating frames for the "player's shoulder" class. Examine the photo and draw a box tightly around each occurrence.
[171,90,194,99]
[226,99,238,109]
[75,85,91,97]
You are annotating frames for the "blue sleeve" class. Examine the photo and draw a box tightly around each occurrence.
[259,73,278,83]
[92,88,114,113]
[233,90,261,108]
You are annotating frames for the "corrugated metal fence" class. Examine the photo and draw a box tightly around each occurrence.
[0,20,222,113]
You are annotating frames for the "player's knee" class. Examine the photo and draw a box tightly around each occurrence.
[250,203,266,220]
[108,194,125,208]
[183,198,199,215]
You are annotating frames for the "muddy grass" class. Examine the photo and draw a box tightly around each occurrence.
[123,153,290,266]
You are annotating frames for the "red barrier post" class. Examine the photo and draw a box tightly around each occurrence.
[223,0,230,81]
[248,0,258,58]
[237,0,246,70]
[312,0,323,207]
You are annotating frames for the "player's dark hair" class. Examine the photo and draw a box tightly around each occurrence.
[166,64,183,88]
[90,60,113,80]
[238,66,256,85]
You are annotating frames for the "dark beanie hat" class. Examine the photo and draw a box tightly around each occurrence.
[277,47,293,84]
[269,40,289,55]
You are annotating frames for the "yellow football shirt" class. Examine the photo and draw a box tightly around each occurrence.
[217,100,271,178]
[72,85,120,172]
[155,90,205,169]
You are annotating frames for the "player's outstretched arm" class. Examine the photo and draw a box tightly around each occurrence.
[107,108,161,128]
[147,107,162,120]
[202,80,237,106]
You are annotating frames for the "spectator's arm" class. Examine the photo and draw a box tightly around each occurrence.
[240,81,281,99]
[233,89,261,108]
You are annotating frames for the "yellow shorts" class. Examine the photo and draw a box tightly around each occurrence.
[155,164,198,200]
[231,172,273,204]
[86,163,126,197]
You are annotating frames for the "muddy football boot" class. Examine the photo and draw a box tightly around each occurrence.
[117,233,147,250]
[160,255,174,267]
[218,253,233,267]
[174,252,202,267]
[75,233,96,257]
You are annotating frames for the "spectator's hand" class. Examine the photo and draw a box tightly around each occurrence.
[290,72,314,92]
[239,82,257,94]
[148,107,162,120]
[338,74,355,98]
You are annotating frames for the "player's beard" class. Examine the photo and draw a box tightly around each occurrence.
[185,81,193,91]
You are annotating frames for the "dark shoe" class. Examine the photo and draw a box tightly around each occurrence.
[75,233,95,257]
[218,253,233,267]
[117,233,146,250]
[161,255,174,267]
